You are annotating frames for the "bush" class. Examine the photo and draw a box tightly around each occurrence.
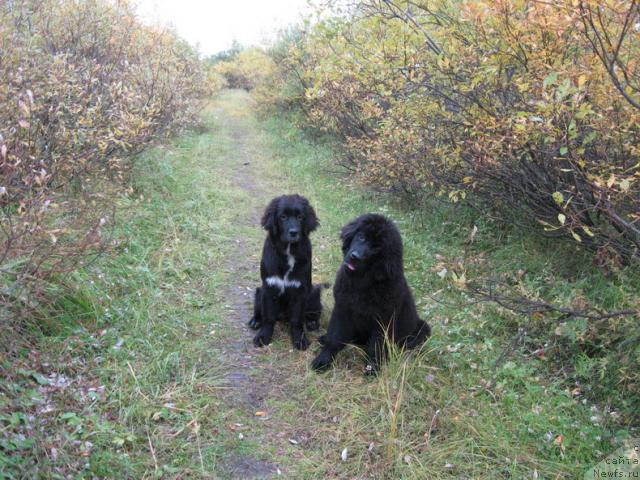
[262,1,640,266]
[0,0,216,320]
[214,47,276,91]
[258,1,640,421]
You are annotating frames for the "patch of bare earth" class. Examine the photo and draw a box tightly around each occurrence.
[216,111,295,479]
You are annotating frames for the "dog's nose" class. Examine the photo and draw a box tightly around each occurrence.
[350,250,360,260]
[289,229,299,237]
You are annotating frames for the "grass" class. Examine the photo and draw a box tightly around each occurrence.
[1,89,637,479]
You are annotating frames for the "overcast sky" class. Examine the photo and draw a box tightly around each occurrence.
[135,0,312,56]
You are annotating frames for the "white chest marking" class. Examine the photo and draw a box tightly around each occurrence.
[266,244,300,294]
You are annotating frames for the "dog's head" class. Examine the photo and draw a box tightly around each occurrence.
[261,194,318,244]
[340,213,403,280]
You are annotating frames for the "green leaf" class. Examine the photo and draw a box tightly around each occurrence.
[543,71,559,88]
[620,179,631,192]
[552,192,564,206]
[31,373,49,385]
[559,146,568,155]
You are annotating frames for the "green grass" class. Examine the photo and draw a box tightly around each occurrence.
[1,89,637,479]
[255,107,639,479]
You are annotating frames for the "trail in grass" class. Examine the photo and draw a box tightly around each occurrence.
[205,93,293,478]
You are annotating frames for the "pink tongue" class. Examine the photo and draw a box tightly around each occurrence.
[346,263,355,271]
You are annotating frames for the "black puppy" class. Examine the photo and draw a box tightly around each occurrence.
[311,214,431,373]
[249,194,322,350]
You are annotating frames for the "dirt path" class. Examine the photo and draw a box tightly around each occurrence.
[209,95,297,479]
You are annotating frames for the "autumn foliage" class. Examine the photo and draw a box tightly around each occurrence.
[213,47,276,91]
[262,0,640,266]
[0,0,215,316]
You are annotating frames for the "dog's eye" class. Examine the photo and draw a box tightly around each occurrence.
[279,214,286,220]
[357,232,365,240]
[297,214,304,220]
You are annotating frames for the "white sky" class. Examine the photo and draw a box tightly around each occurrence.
[134,0,312,56]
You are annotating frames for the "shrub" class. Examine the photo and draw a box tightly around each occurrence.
[0,0,215,320]
[262,1,640,266]
[259,0,640,421]
[214,47,276,91]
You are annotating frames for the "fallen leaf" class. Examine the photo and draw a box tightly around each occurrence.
[341,448,348,461]
[620,178,631,192]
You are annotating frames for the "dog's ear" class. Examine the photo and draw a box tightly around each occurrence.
[340,218,361,254]
[261,196,281,236]
[304,199,319,233]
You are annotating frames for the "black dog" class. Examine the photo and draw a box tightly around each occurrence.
[311,214,431,373]
[248,194,322,350]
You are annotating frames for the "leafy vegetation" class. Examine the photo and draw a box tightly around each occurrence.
[0,0,218,324]
[214,47,276,91]
[1,0,639,476]
[259,1,640,265]
[253,0,640,426]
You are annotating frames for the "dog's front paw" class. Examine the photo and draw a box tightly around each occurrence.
[253,330,272,348]
[311,350,332,372]
[247,316,261,330]
[305,318,319,332]
[293,333,310,351]
[317,334,327,345]
[363,363,379,376]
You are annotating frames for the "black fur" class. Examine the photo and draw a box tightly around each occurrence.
[248,194,322,350]
[311,214,431,373]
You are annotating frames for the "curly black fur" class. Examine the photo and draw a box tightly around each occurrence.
[311,214,431,373]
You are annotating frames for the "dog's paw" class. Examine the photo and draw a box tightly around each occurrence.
[311,350,332,372]
[317,334,327,345]
[247,316,261,330]
[363,364,379,376]
[293,334,310,351]
[253,331,271,348]
[305,318,319,332]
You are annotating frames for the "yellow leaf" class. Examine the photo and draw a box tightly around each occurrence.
[581,226,595,237]
[552,192,564,206]
[577,75,587,87]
